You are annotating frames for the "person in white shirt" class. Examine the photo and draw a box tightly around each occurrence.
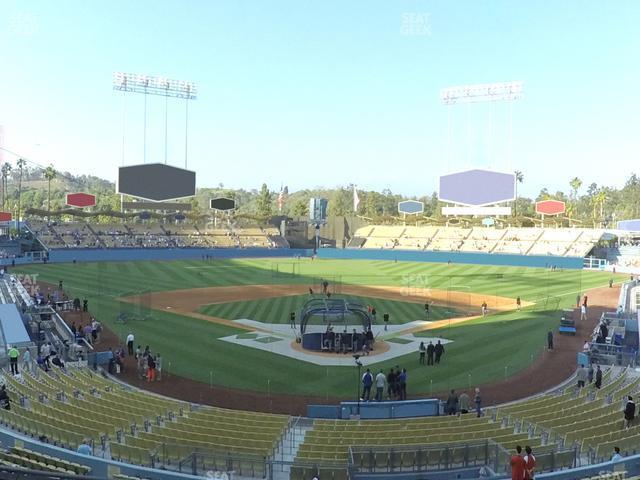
[375,370,386,402]
[580,304,587,321]
[126,333,135,356]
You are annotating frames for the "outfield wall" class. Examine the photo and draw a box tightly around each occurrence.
[316,248,584,269]
[31,247,582,269]
[46,247,310,263]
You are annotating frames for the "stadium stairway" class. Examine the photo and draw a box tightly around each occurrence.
[273,417,314,480]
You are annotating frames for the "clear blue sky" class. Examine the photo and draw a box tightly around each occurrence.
[1,0,639,197]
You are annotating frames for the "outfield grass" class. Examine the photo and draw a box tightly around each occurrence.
[198,294,463,325]
[17,258,622,397]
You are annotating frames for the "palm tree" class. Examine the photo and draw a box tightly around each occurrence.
[0,163,11,210]
[569,177,582,200]
[594,190,607,226]
[44,165,57,223]
[513,171,524,218]
[16,158,26,224]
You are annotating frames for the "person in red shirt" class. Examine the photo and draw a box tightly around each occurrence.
[511,445,526,480]
[524,446,536,480]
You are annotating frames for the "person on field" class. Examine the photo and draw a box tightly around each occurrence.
[459,390,470,414]
[147,354,156,382]
[427,341,435,365]
[398,368,407,400]
[523,446,536,480]
[126,333,134,356]
[516,297,521,311]
[434,340,444,364]
[424,302,430,320]
[474,388,482,417]
[481,301,488,316]
[588,363,594,384]
[446,390,458,415]
[510,446,526,480]
[361,369,373,401]
[419,342,426,365]
[387,368,396,400]
[580,304,587,321]
[154,353,162,380]
[375,369,386,402]
[547,331,554,351]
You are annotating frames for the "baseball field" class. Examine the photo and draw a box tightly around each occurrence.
[17,258,621,399]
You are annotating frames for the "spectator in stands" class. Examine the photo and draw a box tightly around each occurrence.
[361,369,373,401]
[8,345,19,375]
[51,353,65,371]
[21,347,32,375]
[523,446,536,480]
[82,324,92,345]
[510,446,526,480]
[446,390,458,415]
[611,447,623,462]
[458,390,470,414]
[624,396,635,429]
[600,322,609,341]
[126,332,134,356]
[418,342,426,364]
[474,388,482,417]
[434,340,444,364]
[40,343,51,369]
[77,439,92,456]
[36,353,48,372]
[547,331,554,351]
[576,364,587,388]
[0,385,10,410]
[375,369,386,402]
[595,365,603,389]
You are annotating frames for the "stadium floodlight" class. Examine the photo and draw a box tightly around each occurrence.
[440,81,523,105]
[113,72,197,100]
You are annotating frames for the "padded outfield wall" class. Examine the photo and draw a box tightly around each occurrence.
[35,247,584,269]
[316,248,584,269]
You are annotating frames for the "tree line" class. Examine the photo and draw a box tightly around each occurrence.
[3,161,640,227]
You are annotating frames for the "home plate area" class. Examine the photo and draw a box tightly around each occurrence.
[219,320,453,366]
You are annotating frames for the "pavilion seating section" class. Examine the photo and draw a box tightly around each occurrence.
[27,221,287,250]
[351,226,603,257]
[0,366,288,475]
